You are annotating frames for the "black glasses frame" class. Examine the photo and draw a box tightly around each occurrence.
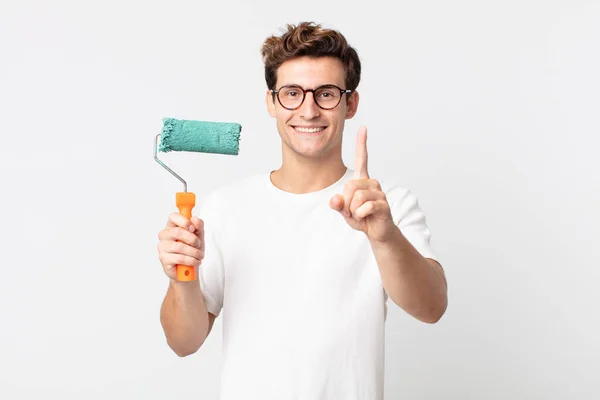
[271,84,352,110]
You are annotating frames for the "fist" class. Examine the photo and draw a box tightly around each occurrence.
[157,212,205,281]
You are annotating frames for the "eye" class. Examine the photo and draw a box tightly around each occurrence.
[317,90,336,99]
[282,87,302,97]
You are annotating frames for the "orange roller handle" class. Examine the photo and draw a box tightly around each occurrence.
[176,192,196,281]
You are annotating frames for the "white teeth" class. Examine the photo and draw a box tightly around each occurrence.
[295,127,325,133]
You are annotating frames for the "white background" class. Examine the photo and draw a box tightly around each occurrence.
[1,0,599,399]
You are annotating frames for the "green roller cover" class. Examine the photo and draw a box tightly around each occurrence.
[159,117,241,155]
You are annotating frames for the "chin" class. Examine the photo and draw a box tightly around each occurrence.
[292,143,334,159]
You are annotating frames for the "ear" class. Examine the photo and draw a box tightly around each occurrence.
[266,90,276,118]
[345,91,359,120]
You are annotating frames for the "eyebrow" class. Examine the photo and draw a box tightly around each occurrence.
[278,83,340,88]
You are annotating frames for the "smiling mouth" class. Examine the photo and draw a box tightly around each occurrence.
[292,126,327,134]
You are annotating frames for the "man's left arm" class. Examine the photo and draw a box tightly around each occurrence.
[330,126,447,323]
[369,227,447,323]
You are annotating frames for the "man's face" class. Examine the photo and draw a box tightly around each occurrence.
[266,56,359,160]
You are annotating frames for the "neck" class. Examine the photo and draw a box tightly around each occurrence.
[270,146,347,194]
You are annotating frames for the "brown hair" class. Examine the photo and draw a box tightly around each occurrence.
[261,22,361,92]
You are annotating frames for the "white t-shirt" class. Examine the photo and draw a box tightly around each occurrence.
[197,168,438,400]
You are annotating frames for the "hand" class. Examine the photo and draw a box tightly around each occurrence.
[329,126,397,243]
[157,213,205,281]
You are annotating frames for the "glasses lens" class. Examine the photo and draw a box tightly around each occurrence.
[278,86,304,109]
[315,86,341,109]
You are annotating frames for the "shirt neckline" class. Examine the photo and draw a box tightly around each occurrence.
[264,168,352,203]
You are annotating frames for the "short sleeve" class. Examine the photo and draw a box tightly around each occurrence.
[196,193,225,317]
[387,187,438,263]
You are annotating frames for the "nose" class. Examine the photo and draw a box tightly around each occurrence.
[299,92,321,119]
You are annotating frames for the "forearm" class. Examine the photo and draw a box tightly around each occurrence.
[370,226,447,323]
[160,279,210,356]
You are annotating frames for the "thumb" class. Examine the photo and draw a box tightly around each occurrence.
[329,194,344,212]
[190,216,204,234]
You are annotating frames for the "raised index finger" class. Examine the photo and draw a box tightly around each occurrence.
[354,126,369,179]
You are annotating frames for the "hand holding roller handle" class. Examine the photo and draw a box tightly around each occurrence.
[175,192,197,281]
[157,205,205,282]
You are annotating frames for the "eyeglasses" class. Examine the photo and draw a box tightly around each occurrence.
[271,84,352,110]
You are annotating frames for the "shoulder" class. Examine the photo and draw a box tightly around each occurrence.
[197,173,265,215]
[373,175,426,223]
[207,173,263,198]
[379,180,413,204]
[364,172,414,208]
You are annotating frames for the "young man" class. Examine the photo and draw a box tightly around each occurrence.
[157,22,447,399]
